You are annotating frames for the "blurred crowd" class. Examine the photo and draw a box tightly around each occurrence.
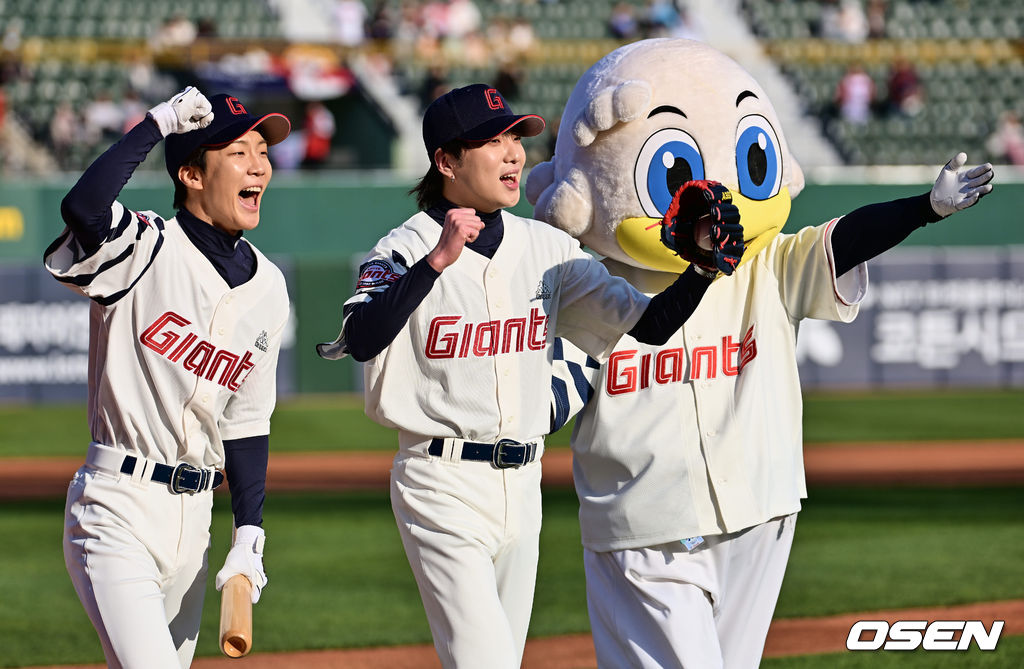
[606,0,705,41]
[833,56,925,125]
[2,0,1023,175]
[330,0,538,68]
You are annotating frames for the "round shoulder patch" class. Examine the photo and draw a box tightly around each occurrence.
[356,259,402,290]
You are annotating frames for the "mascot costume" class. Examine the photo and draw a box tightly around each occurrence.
[526,38,994,668]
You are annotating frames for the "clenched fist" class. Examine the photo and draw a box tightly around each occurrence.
[427,207,485,272]
[148,86,215,137]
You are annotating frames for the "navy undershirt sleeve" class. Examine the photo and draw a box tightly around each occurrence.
[60,118,163,254]
[223,435,268,527]
[627,193,939,344]
[343,201,502,362]
[831,193,940,277]
[627,265,714,345]
[343,258,441,362]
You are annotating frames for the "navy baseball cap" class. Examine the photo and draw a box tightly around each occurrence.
[422,84,545,158]
[164,93,291,181]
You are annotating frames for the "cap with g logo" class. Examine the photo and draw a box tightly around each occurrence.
[422,84,545,158]
[164,93,291,180]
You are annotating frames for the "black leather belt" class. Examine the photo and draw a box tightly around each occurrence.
[119,456,224,494]
[428,438,538,469]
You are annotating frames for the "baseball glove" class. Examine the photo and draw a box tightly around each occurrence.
[660,180,744,276]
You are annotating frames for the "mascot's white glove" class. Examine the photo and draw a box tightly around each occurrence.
[215,525,267,604]
[147,86,214,137]
[929,152,994,218]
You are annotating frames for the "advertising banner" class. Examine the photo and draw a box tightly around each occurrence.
[0,262,296,402]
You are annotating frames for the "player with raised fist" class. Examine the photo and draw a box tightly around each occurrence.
[45,87,290,668]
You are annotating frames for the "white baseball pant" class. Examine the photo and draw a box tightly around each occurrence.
[63,460,213,669]
[584,513,797,669]
[390,449,543,669]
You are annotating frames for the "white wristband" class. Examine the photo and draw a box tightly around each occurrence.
[146,103,178,138]
[233,524,266,553]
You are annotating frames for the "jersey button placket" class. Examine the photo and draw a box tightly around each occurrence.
[484,264,519,435]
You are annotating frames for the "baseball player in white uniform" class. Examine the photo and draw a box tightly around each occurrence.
[45,87,291,668]
[316,84,743,668]
[536,40,995,669]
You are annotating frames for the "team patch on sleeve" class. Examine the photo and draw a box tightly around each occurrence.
[356,259,402,290]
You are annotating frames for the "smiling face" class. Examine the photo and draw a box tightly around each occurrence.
[437,132,525,213]
[179,130,271,235]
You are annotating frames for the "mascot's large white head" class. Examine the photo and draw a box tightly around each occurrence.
[526,38,804,274]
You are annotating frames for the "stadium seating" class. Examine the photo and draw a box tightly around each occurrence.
[0,0,282,170]
[742,0,1024,165]
[1,0,1021,172]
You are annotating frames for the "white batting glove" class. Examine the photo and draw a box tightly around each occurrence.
[929,152,994,218]
[147,86,214,137]
[215,525,267,604]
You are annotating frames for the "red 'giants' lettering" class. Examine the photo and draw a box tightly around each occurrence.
[606,325,757,395]
[426,308,548,359]
[140,311,255,391]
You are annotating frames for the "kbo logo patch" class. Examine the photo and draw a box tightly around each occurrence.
[847,620,1004,651]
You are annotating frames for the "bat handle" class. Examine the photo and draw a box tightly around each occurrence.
[219,574,253,658]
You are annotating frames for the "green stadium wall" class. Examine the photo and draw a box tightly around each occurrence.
[2,176,1022,394]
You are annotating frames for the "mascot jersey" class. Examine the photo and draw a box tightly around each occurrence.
[554,220,866,550]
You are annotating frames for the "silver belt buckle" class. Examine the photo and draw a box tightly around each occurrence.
[170,462,203,494]
[492,439,525,469]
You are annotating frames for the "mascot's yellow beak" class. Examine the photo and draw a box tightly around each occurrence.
[616,188,792,275]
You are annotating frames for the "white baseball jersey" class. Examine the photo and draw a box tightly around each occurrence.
[324,208,650,668]
[45,202,289,467]
[330,209,650,444]
[555,220,867,551]
[47,201,288,668]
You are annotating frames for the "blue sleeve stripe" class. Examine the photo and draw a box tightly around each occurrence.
[550,376,570,433]
[51,212,165,304]
[95,232,164,306]
[55,243,135,288]
[104,206,135,243]
[568,361,596,405]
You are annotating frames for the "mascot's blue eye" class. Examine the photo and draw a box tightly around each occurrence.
[735,115,782,201]
[634,128,705,218]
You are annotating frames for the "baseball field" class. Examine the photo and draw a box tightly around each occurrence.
[1,388,1022,668]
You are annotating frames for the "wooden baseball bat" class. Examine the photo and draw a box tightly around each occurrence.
[219,575,253,658]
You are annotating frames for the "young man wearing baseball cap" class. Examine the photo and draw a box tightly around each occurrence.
[318,84,743,667]
[45,87,290,668]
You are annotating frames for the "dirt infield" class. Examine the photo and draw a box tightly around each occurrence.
[30,600,1024,669]
[3,439,1024,500]
[10,439,1024,668]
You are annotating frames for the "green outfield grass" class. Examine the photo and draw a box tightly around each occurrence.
[1,388,1023,459]
[1,485,1022,667]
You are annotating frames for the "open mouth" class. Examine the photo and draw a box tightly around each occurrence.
[500,173,519,188]
[238,185,263,210]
